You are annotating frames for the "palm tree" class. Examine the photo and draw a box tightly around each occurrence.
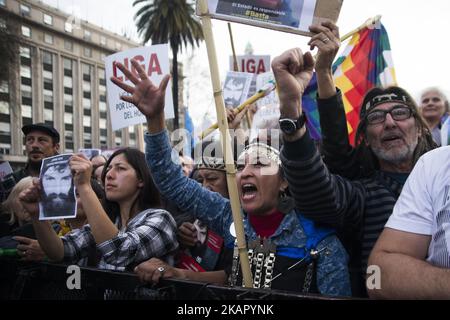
[133,0,204,129]
[0,21,19,82]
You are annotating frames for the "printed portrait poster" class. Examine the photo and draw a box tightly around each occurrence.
[78,148,101,160]
[105,44,174,131]
[256,71,279,108]
[205,0,317,33]
[0,161,13,181]
[223,71,254,108]
[39,154,77,220]
[230,55,271,98]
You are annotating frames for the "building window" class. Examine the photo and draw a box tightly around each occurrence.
[20,46,31,58]
[115,42,122,51]
[100,36,106,46]
[63,58,72,71]
[64,112,73,124]
[0,101,9,114]
[83,115,91,127]
[64,40,73,51]
[20,65,31,78]
[20,4,30,16]
[115,136,122,146]
[44,109,53,122]
[43,51,52,66]
[0,0,5,7]
[21,105,32,118]
[21,26,31,38]
[0,81,8,94]
[63,76,72,88]
[83,47,92,57]
[84,30,91,40]
[43,14,53,25]
[44,33,53,44]
[65,22,73,33]
[99,118,107,129]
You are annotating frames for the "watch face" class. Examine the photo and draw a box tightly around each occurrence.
[279,119,296,135]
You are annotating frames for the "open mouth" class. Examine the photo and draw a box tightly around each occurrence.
[382,134,402,144]
[241,183,258,201]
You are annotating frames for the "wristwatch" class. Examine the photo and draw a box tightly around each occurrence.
[279,113,306,135]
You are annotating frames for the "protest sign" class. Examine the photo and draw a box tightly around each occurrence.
[230,55,270,75]
[223,71,254,108]
[197,0,343,36]
[39,154,77,220]
[105,44,174,131]
[78,148,101,160]
[256,71,278,108]
[0,161,13,181]
[230,55,270,98]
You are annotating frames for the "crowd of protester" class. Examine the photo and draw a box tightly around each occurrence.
[0,20,449,299]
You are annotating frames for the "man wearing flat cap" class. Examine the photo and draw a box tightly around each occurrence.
[1,123,60,200]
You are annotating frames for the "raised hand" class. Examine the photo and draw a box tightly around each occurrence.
[309,21,341,72]
[19,178,41,219]
[271,48,314,118]
[110,59,171,121]
[309,21,340,99]
[69,154,92,188]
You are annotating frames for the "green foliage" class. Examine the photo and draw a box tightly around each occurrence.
[0,23,19,82]
[133,0,204,128]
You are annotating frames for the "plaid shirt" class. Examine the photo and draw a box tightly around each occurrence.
[62,208,178,271]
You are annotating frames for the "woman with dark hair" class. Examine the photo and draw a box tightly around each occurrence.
[19,148,178,271]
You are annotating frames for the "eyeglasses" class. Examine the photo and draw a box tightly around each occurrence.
[366,105,414,125]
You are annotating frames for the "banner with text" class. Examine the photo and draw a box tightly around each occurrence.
[200,0,317,35]
[105,44,174,131]
[230,55,270,98]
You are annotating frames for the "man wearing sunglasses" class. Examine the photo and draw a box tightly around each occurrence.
[272,21,436,297]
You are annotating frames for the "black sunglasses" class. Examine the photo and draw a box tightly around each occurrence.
[366,105,414,125]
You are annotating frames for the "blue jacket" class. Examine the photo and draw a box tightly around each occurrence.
[145,130,351,297]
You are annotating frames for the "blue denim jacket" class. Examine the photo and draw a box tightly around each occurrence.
[145,130,351,297]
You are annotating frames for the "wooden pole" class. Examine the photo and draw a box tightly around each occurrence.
[228,23,239,72]
[199,81,276,140]
[227,23,253,130]
[197,0,253,288]
[340,15,382,42]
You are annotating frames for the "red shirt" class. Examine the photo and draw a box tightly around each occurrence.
[248,210,284,239]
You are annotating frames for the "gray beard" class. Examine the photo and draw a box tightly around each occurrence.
[371,140,418,165]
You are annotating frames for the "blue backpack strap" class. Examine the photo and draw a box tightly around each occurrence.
[296,211,335,251]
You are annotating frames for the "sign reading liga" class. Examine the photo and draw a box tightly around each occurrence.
[105,44,174,131]
[198,0,343,36]
[229,55,270,75]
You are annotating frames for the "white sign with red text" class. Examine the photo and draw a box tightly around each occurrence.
[229,55,270,75]
[105,44,174,131]
[230,55,270,98]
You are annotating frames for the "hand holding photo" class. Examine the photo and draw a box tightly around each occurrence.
[39,154,77,220]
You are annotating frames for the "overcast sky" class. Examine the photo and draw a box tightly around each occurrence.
[43,0,450,129]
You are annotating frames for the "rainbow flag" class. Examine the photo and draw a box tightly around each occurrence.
[302,23,397,144]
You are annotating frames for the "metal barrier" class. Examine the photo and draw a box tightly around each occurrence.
[0,258,343,300]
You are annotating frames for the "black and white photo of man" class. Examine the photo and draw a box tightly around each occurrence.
[39,154,76,220]
[223,71,253,108]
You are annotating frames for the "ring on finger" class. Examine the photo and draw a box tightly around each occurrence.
[157,266,165,274]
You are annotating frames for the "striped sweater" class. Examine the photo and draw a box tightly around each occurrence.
[281,131,403,287]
